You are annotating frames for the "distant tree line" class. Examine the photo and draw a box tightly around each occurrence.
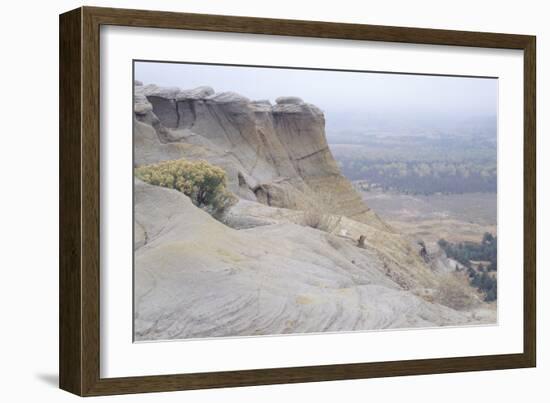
[330,134,497,195]
[339,159,496,194]
[438,233,497,302]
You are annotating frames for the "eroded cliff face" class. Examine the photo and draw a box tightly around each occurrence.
[134,82,385,228]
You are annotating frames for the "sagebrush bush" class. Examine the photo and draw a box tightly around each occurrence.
[135,159,237,217]
[303,209,328,230]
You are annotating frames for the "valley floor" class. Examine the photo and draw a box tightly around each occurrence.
[359,189,497,245]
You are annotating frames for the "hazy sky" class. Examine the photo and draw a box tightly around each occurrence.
[135,61,497,135]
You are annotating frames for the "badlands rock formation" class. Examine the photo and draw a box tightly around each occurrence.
[133,82,495,341]
[134,82,387,229]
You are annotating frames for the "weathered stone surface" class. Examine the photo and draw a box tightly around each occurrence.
[142,84,180,99]
[207,91,250,104]
[134,181,490,340]
[175,86,214,100]
[250,99,272,113]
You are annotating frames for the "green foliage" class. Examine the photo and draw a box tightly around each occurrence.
[439,233,497,302]
[438,233,497,270]
[135,159,237,217]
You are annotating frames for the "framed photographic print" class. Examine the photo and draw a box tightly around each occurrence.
[59,6,536,396]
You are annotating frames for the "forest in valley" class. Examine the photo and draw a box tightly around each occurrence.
[329,134,496,195]
[438,233,497,302]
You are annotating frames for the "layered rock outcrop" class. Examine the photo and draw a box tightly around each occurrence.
[134,82,387,228]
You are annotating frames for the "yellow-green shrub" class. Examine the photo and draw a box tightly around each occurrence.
[135,159,236,217]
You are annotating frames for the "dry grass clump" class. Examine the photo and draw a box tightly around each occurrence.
[434,273,478,311]
[302,190,336,231]
[303,208,328,230]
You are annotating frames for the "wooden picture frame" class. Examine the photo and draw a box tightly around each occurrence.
[59,6,536,396]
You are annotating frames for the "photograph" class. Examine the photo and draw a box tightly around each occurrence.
[132,60,498,342]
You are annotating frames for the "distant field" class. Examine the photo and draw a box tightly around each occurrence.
[360,189,497,245]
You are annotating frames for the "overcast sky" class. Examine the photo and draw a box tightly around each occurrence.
[135,61,497,135]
